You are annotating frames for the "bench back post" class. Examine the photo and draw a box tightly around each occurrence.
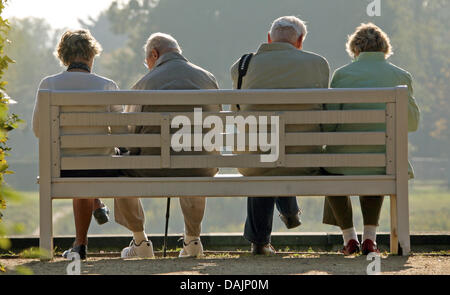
[394,86,411,255]
[38,90,54,259]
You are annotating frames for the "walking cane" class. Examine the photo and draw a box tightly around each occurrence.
[163,197,171,257]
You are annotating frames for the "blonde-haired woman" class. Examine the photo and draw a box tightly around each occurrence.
[32,29,120,259]
[322,23,420,255]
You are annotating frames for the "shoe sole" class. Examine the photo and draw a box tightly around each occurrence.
[252,252,276,256]
[280,214,302,229]
[362,249,380,255]
[285,220,302,229]
[179,251,203,258]
[94,217,109,225]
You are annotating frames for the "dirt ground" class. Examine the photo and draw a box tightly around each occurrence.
[1,252,449,275]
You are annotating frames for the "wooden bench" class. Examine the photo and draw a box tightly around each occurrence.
[37,86,411,259]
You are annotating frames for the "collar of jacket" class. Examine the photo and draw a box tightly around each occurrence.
[257,42,298,53]
[355,51,386,62]
[154,51,188,68]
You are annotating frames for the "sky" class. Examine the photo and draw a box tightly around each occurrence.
[3,0,116,29]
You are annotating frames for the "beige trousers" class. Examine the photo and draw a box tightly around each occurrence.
[114,168,217,236]
[114,196,206,237]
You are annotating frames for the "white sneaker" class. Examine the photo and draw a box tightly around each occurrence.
[179,237,204,258]
[121,239,154,259]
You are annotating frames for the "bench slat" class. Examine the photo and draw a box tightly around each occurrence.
[60,113,161,126]
[171,110,387,124]
[51,175,396,198]
[60,134,161,148]
[60,132,385,148]
[61,155,161,170]
[48,88,398,106]
[59,110,386,127]
[285,132,386,146]
[60,154,386,170]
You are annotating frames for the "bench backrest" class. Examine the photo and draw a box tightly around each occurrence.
[38,87,409,179]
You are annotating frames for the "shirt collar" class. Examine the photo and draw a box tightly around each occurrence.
[256,42,298,53]
[355,52,386,61]
[154,51,187,68]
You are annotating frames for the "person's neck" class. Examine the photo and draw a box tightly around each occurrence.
[67,69,89,73]
[67,60,92,73]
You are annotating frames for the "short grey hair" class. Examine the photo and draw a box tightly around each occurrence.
[144,32,182,58]
[269,16,308,44]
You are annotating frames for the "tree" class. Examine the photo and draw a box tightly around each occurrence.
[0,0,21,271]
[3,17,61,171]
[386,0,450,157]
[100,0,159,88]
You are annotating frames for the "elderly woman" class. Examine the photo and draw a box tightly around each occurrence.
[322,23,420,255]
[32,30,121,259]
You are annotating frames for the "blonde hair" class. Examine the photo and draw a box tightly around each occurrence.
[346,23,392,59]
[269,16,307,44]
[55,29,102,66]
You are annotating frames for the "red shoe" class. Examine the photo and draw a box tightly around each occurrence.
[362,239,380,255]
[341,239,361,256]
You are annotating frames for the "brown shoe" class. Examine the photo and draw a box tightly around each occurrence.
[341,239,361,256]
[362,239,380,255]
[251,243,276,255]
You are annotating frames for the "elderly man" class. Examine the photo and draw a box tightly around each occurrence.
[230,16,330,255]
[115,33,220,258]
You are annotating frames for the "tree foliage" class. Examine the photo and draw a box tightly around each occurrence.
[0,0,21,264]
[100,0,159,88]
[3,17,61,170]
[96,0,450,158]
[386,0,450,157]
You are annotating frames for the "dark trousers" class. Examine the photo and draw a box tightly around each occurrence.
[322,195,384,229]
[244,196,299,245]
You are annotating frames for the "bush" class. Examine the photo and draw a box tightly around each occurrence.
[0,0,22,271]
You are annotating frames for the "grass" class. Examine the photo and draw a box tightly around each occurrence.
[2,180,449,236]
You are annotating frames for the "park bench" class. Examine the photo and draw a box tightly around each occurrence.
[37,86,411,259]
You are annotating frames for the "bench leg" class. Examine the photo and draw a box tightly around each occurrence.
[39,192,53,260]
[396,190,411,256]
[390,195,399,255]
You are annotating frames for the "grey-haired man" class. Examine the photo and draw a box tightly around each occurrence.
[116,33,220,258]
[230,16,330,255]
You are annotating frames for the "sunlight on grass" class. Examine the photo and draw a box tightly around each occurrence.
[2,180,450,237]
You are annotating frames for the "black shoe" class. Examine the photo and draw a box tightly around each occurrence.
[279,210,302,229]
[93,205,110,225]
[63,244,87,260]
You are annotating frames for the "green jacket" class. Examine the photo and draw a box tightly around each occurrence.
[324,52,420,177]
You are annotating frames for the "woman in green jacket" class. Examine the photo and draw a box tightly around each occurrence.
[322,23,420,255]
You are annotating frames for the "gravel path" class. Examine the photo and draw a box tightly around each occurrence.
[1,252,449,275]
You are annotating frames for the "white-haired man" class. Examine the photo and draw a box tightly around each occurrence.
[230,16,330,255]
[115,33,220,258]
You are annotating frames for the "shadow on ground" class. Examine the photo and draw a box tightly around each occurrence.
[4,252,440,275]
